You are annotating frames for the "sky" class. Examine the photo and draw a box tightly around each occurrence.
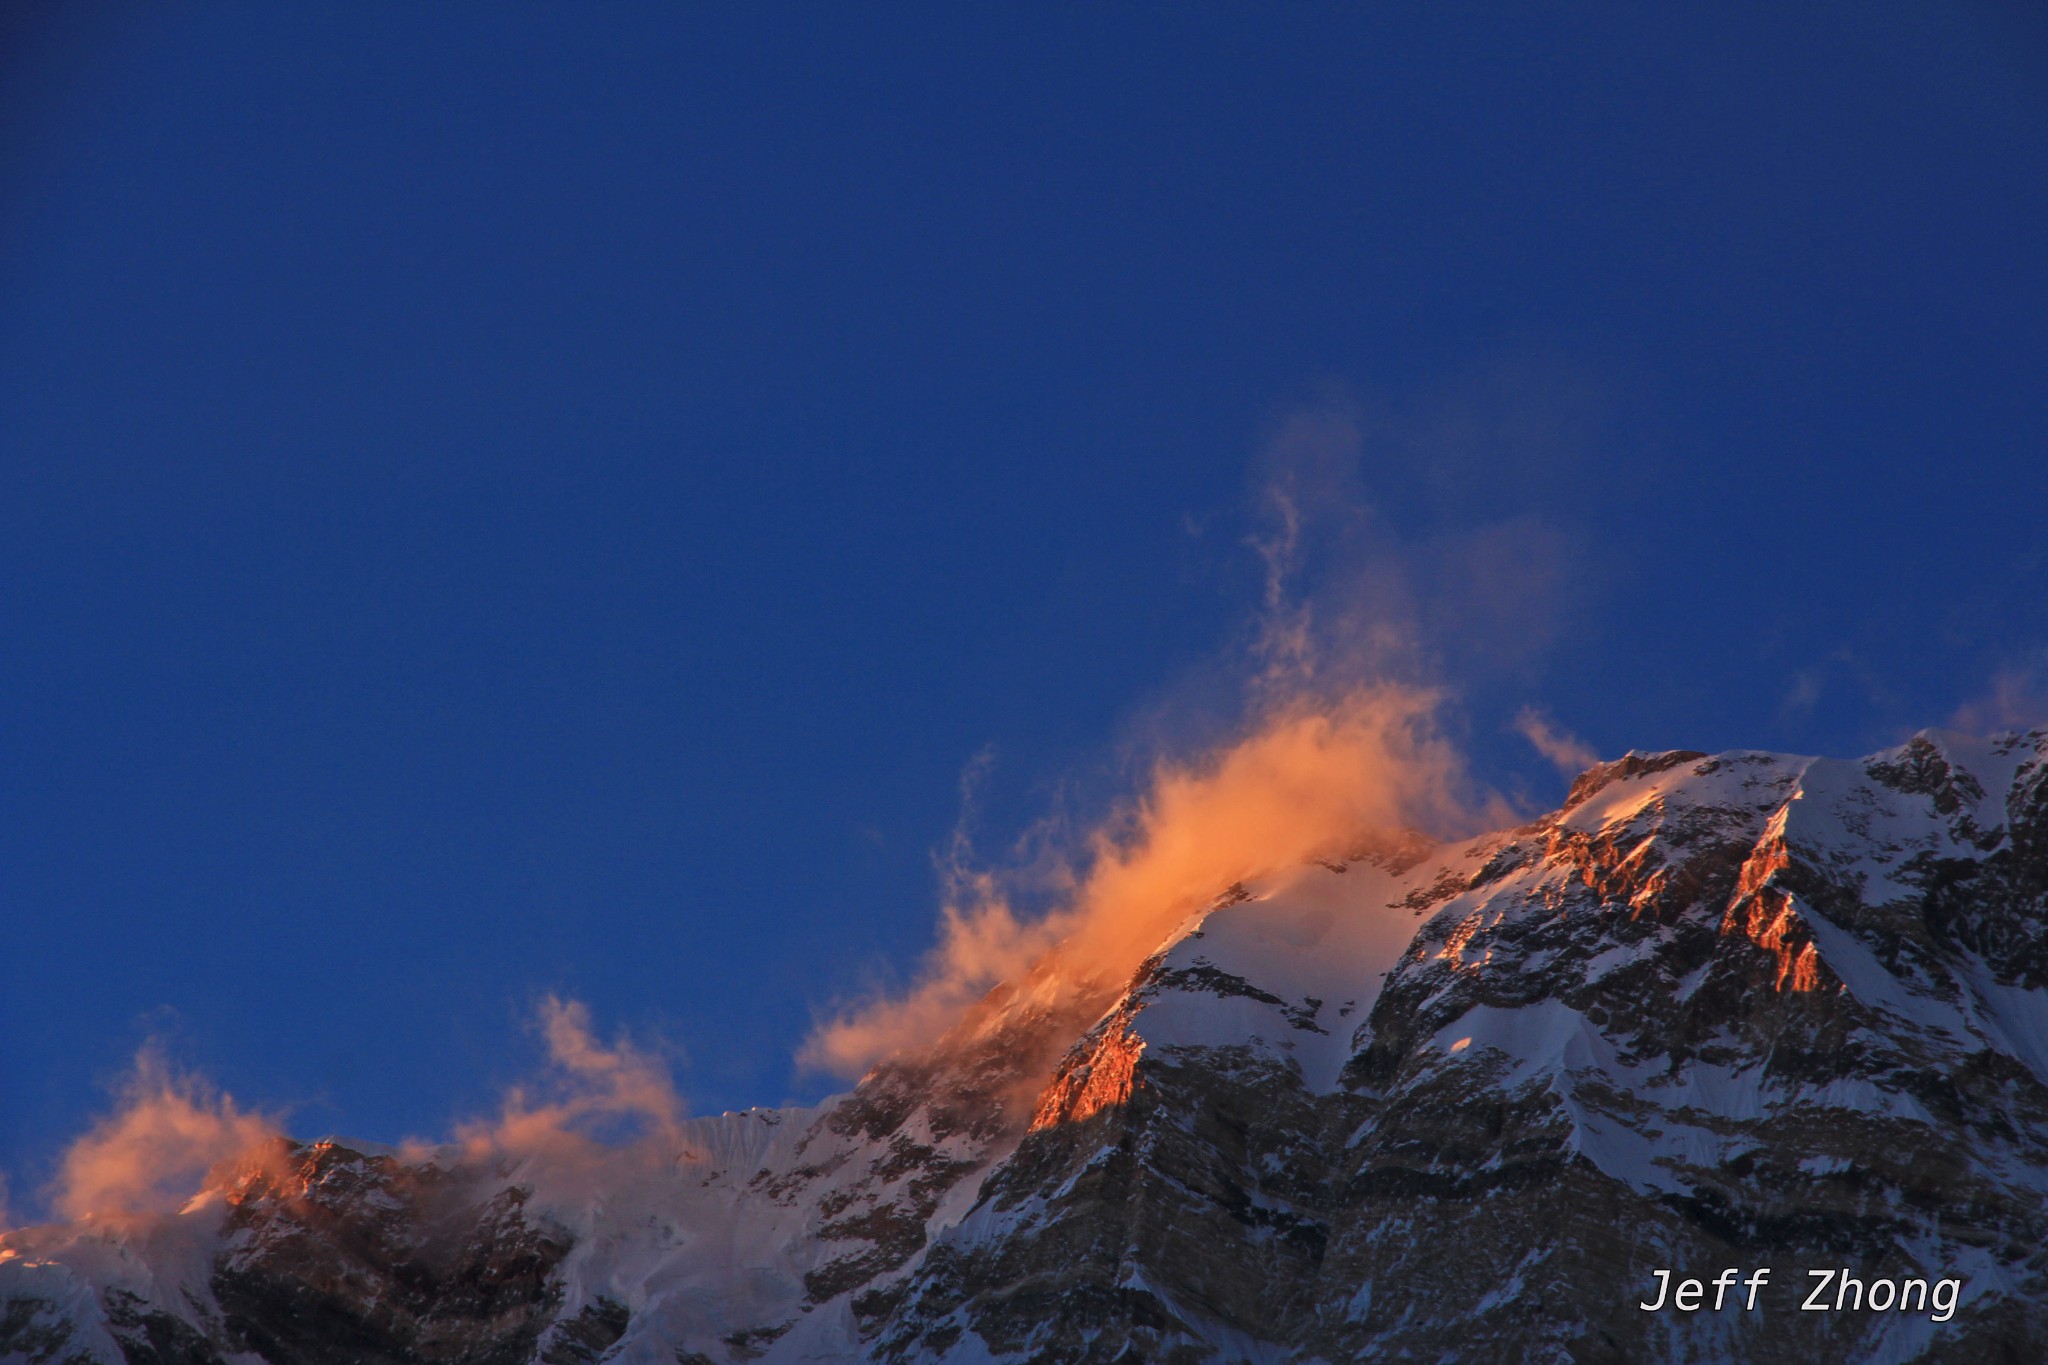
[3,3,2046,1216]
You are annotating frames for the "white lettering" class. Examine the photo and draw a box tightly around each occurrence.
[1804,1270,1834,1310]
[1639,1270,1670,1312]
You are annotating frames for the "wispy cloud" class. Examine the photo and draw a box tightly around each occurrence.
[1239,391,1587,696]
[1778,648,1899,730]
[1950,655,2048,734]
[12,998,688,1232]
[1513,706,1599,777]
[449,996,684,1162]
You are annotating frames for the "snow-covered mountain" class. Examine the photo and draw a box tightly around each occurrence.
[6,729,2046,1363]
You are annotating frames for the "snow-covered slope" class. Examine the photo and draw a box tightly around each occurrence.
[7,729,2047,1364]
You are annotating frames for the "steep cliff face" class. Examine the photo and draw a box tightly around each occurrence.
[7,730,2047,1364]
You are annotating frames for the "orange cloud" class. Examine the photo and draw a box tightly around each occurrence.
[50,1046,282,1223]
[802,682,1500,1077]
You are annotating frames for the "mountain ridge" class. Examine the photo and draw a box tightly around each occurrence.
[6,728,2046,1363]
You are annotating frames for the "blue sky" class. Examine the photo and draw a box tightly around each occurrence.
[3,4,2045,1208]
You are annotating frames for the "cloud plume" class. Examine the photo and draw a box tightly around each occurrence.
[802,681,1501,1077]
[49,1046,282,1223]
[450,996,684,1162]
[802,391,1591,1078]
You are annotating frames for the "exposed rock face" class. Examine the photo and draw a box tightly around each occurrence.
[209,1141,570,1365]
[6,729,2047,1363]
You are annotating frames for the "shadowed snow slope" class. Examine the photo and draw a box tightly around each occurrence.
[6,729,2048,1363]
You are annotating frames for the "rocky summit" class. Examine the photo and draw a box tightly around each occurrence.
[6,729,2047,1363]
